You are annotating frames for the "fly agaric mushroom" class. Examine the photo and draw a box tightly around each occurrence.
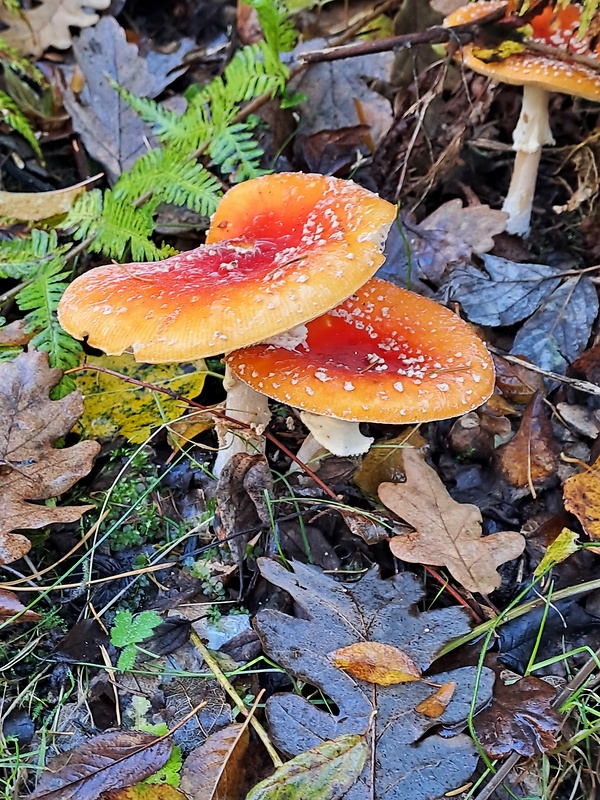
[57,173,396,473]
[444,1,600,236]
[225,277,495,460]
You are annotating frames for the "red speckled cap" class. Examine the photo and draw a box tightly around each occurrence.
[58,173,396,362]
[226,278,495,423]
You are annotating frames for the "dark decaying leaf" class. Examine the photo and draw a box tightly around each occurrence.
[511,275,598,376]
[254,559,495,800]
[493,355,544,404]
[0,349,100,566]
[0,588,41,623]
[472,676,562,759]
[496,392,559,490]
[378,202,506,290]
[56,619,109,661]
[102,785,187,800]
[179,724,249,800]
[215,453,274,569]
[62,17,193,182]
[447,255,562,327]
[246,734,368,800]
[27,731,172,800]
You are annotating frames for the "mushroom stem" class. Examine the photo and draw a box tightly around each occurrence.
[299,411,374,457]
[502,85,553,236]
[291,433,330,474]
[213,366,272,478]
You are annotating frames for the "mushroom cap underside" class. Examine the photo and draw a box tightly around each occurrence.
[226,277,495,424]
[57,173,396,363]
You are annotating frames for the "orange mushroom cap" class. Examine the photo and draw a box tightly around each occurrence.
[57,173,396,363]
[444,1,600,99]
[226,278,495,424]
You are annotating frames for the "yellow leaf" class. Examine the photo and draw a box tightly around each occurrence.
[74,353,207,443]
[331,641,421,686]
[534,528,580,576]
[564,456,600,541]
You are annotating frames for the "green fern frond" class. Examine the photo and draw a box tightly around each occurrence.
[111,83,185,142]
[209,121,266,181]
[62,189,171,262]
[0,89,42,159]
[0,229,70,279]
[249,0,297,55]
[0,0,21,15]
[17,259,82,371]
[0,36,45,84]
[114,147,222,215]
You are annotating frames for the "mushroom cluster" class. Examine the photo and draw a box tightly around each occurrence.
[58,172,495,473]
[444,1,600,236]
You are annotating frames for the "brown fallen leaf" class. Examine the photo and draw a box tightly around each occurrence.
[564,454,600,540]
[27,730,171,800]
[0,350,100,565]
[416,681,457,718]
[331,641,421,686]
[0,0,111,57]
[179,724,249,800]
[0,588,41,623]
[0,175,100,222]
[379,449,525,594]
[472,676,561,759]
[0,321,31,347]
[496,392,559,491]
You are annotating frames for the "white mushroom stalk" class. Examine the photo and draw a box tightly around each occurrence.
[299,411,374,458]
[213,366,272,478]
[502,85,554,236]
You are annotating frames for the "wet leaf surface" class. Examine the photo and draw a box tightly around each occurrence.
[379,449,525,594]
[448,255,562,327]
[472,677,561,759]
[28,731,172,800]
[246,734,368,800]
[179,724,249,800]
[254,558,495,800]
[510,275,598,377]
[102,785,187,800]
[0,350,100,565]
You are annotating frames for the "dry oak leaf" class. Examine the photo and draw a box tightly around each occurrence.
[179,724,249,800]
[0,0,111,57]
[0,350,100,565]
[564,455,600,541]
[379,449,525,594]
[0,587,41,623]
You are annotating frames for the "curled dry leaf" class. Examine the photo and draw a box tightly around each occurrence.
[379,449,525,594]
[331,641,421,686]
[0,588,41,623]
[0,350,100,565]
[102,785,187,800]
[472,677,561,759]
[179,724,249,800]
[0,176,100,222]
[0,0,111,57]
[564,455,600,541]
[27,731,172,800]
[415,682,457,719]
[534,528,580,576]
[496,392,559,491]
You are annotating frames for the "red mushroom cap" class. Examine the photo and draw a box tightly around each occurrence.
[445,1,600,100]
[57,173,396,363]
[226,278,495,423]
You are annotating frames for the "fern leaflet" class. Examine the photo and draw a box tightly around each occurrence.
[113,147,222,215]
[0,229,70,279]
[209,121,267,181]
[0,89,41,159]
